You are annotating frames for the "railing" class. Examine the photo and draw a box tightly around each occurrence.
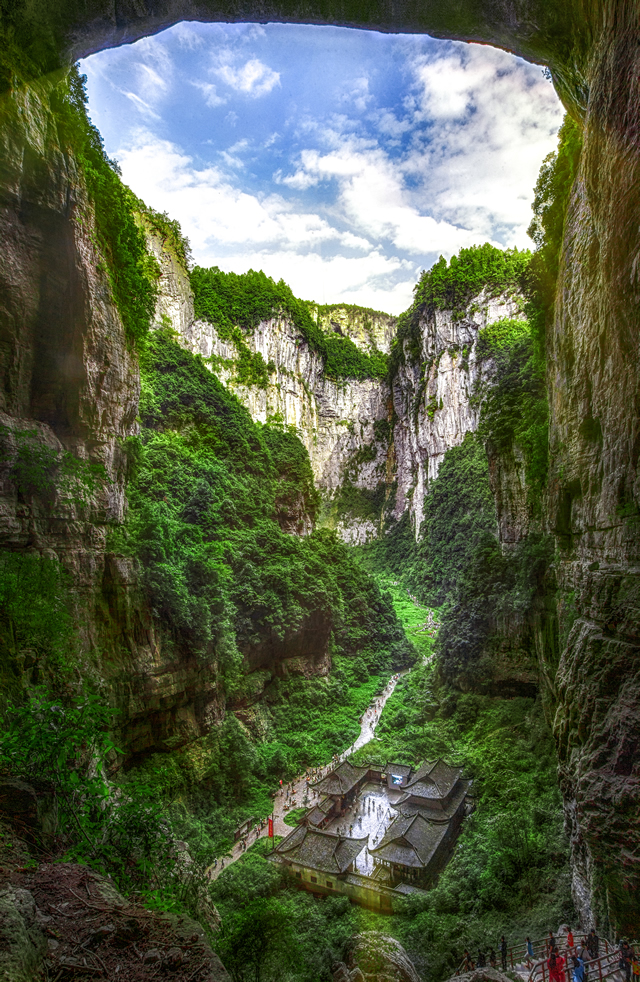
[454,935,636,978]
[455,936,565,976]
[529,944,614,982]
[529,942,640,982]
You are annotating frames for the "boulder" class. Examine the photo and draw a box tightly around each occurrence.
[336,932,420,982]
[0,886,47,982]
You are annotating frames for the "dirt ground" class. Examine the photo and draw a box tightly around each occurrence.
[0,820,229,982]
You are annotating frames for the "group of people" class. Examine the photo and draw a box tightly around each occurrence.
[462,937,508,973]
[462,929,639,982]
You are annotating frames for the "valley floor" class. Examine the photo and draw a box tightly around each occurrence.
[208,669,405,879]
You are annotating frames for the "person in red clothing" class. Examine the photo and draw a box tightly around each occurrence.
[549,947,566,982]
[567,930,575,953]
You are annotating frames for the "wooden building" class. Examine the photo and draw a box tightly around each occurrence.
[274,825,367,894]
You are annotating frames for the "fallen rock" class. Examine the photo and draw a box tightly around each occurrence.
[0,885,47,982]
[143,948,163,966]
[336,932,420,982]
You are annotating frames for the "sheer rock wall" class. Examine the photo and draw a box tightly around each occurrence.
[391,290,525,534]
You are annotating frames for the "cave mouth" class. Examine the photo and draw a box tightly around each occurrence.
[79,20,563,316]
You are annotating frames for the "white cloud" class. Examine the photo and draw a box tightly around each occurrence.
[213,56,280,97]
[84,27,564,314]
[114,132,414,312]
[403,43,563,246]
[122,91,161,119]
[276,142,485,256]
[192,80,226,108]
[171,23,205,49]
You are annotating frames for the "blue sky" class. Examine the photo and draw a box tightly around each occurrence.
[80,23,562,314]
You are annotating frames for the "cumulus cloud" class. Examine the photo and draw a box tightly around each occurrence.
[212,56,280,97]
[278,142,486,255]
[192,80,226,108]
[403,43,563,245]
[82,24,563,313]
[114,132,414,310]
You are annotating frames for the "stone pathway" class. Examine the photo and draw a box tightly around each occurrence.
[207,670,405,881]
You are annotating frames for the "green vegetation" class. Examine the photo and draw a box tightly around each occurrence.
[0,553,74,694]
[361,433,552,690]
[527,114,583,316]
[137,199,192,269]
[476,318,549,503]
[370,577,438,664]
[414,244,530,319]
[210,676,572,982]
[191,266,387,382]
[212,837,381,982]
[114,329,410,680]
[101,326,413,846]
[283,807,308,827]
[0,425,105,505]
[0,689,215,919]
[57,69,159,350]
[359,679,572,979]
[389,244,530,378]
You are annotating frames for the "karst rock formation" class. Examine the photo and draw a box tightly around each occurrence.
[1,0,638,936]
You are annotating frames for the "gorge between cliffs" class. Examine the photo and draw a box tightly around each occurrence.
[0,3,639,980]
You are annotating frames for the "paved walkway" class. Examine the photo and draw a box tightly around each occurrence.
[207,670,405,880]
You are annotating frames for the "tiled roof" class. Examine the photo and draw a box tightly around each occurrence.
[392,759,464,802]
[398,778,471,820]
[369,814,448,869]
[311,760,369,797]
[276,826,367,874]
[386,763,412,776]
[306,807,327,827]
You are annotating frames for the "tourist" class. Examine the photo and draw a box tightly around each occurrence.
[588,930,599,960]
[619,942,633,982]
[500,936,508,971]
[463,950,474,972]
[526,937,535,969]
[567,929,575,953]
[477,950,486,968]
[572,955,585,982]
[549,931,556,954]
[550,947,566,982]
[489,950,497,968]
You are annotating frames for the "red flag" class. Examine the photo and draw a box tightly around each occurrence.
[268,817,274,838]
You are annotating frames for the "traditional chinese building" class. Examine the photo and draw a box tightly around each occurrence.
[370,759,471,886]
[272,757,471,908]
[310,760,370,815]
[273,825,368,894]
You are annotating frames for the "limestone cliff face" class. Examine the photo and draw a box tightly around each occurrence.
[391,290,525,534]
[156,237,529,548]
[150,239,393,546]
[0,81,228,761]
[543,79,640,930]
[313,305,397,354]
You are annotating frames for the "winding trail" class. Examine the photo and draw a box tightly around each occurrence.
[207,669,406,881]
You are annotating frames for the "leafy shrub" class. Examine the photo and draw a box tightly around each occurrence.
[0,425,105,504]
[0,553,74,691]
